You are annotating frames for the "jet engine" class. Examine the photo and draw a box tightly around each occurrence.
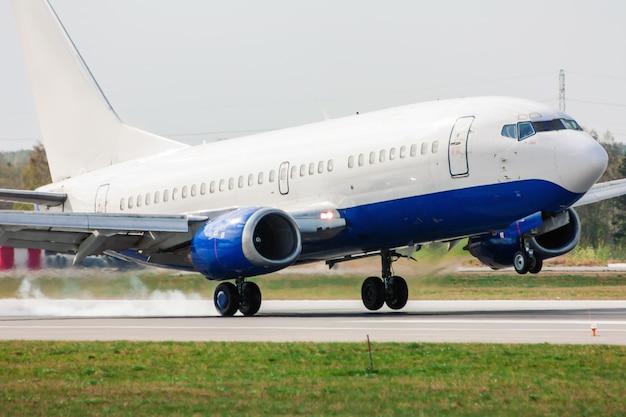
[190,207,302,280]
[465,209,580,270]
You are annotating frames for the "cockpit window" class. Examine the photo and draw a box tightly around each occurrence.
[501,124,517,139]
[501,118,582,141]
[533,119,565,132]
[518,122,535,140]
[561,119,582,130]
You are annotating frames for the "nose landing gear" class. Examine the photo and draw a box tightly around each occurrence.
[513,239,543,275]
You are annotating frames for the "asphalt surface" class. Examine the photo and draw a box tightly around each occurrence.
[1,300,625,344]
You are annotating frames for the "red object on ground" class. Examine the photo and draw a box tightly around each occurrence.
[0,246,15,270]
[27,248,42,270]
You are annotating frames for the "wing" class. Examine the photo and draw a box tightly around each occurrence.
[0,210,208,267]
[572,178,626,207]
[0,205,345,268]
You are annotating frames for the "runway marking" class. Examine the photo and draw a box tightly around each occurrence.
[350,319,626,325]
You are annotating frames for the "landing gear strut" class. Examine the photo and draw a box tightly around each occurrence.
[214,278,262,316]
[513,239,543,275]
[360,249,409,311]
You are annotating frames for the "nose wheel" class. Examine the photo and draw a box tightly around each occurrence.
[513,241,543,275]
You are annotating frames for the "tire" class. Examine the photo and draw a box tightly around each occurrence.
[513,251,530,275]
[214,282,239,316]
[386,276,408,310]
[239,282,262,316]
[361,276,385,311]
[528,256,543,274]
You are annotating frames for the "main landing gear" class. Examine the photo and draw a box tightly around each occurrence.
[513,239,543,275]
[213,278,262,317]
[361,249,409,311]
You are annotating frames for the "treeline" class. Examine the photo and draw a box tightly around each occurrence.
[0,143,50,210]
[576,131,626,256]
[1,135,626,254]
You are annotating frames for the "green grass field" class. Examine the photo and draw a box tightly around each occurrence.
[2,268,626,301]
[1,341,625,416]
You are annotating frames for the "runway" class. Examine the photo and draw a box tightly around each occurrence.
[1,300,625,344]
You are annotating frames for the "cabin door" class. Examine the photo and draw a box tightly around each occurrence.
[448,116,474,177]
[279,162,290,195]
[95,184,109,213]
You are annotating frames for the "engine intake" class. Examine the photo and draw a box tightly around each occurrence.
[190,207,302,280]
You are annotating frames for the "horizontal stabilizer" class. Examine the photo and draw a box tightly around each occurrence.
[0,188,67,207]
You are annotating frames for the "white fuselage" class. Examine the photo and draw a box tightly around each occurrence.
[37,96,606,261]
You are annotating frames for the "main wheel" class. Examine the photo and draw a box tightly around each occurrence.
[386,276,408,310]
[361,276,385,311]
[513,251,530,275]
[214,282,239,316]
[239,281,262,316]
[528,256,543,274]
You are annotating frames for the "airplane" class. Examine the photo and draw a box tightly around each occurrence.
[3,0,625,316]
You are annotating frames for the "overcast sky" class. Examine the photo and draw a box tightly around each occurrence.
[1,0,625,151]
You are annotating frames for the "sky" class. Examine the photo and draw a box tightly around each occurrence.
[1,0,625,151]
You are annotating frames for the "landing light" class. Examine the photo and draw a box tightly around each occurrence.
[320,211,335,220]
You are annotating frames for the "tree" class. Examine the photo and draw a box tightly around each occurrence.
[576,131,625,250]
[20,142,51,190]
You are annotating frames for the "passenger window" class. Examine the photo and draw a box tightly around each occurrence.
[269,170,276,182]
[369,151,376,164]
[219,179,225,192]
[420,142,428,155]
[258,172,264,185]
[248,174,254,187]
[191,184,197,197]
[291,166,297,179]
[209,181,215,193]
[182,186,188,199]
[358,154,365,166]
[163,190,169,202]
[432,140,439,153]
[145,193,151,206]
[309,163,315,175]
[154,191,160,204]
[317,161,324,174]
[300,164,306,177]
[172,188,178,200]
[518,122,535,140]
[228,177,234,190]
[200,183,206,195]
[410,144,418,157]
[128,196,134,209]
[238,176,244,188]
[120,198,125,211]
[136,195,142,207]
[379,150,386,163]
[348,155,355,168]
[399,146,406,158]
[327,159,334,172]
[389,148,396,160]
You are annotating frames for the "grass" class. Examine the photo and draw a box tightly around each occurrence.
[1,341,625,416]
[1,243,626,300]
[2,269,626,300]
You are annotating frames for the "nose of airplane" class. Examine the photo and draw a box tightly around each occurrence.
[556,133,608,194]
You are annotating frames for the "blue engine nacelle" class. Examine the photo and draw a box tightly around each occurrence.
[190,207,302,280]
[466,209,580,269]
